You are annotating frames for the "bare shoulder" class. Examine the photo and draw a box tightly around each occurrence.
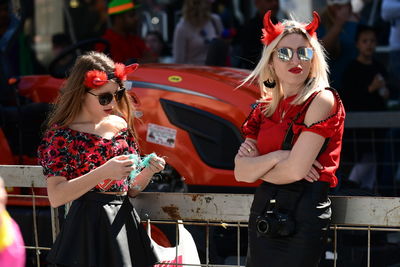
[313,89,335,107]
[304,89,336,126]
[107,115,128,130]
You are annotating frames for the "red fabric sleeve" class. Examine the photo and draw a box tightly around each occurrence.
[241,103,265,139]
[292,90,345,138]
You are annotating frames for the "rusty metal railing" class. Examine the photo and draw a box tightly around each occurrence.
[1,165,400,266]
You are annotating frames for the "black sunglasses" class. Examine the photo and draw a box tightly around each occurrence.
[87,88,126,106]
[274,47,314,62]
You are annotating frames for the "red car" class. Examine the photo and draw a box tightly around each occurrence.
[2,62,262,208]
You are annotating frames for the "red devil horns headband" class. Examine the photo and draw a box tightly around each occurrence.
[84,63,139,89]
[261,11,320,46]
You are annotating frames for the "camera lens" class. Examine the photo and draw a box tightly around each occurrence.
[256,219,270,234]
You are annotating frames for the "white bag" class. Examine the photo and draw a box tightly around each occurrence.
[150,220,201,267]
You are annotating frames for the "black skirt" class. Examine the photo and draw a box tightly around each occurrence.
[246,181,331,267]
[47,192,159,267]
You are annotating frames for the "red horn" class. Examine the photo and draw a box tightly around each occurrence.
[261,10,284,45]
[305,11,320,38]
[124,63,139,75]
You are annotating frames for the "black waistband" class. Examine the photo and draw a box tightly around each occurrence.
[78,191,128,204]
[260,180,329,194]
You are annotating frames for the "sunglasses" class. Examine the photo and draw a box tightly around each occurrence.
[274,47,314,62]
[87,88,126,106]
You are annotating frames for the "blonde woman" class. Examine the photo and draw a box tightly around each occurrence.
[38,52,165,267]
[234,11,345,267]
[172,0,223,64]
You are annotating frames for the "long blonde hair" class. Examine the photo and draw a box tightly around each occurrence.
[242,19,330,117]
[46,51,137,137]
[182,0,211,28]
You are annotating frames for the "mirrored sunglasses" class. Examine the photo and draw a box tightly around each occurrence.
[275,47,314,62]
[87,88,126,106]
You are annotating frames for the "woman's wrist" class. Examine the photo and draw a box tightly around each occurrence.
[128,168,153,190]
[91,166,109,183]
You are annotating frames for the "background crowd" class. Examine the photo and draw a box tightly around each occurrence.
[3,0,399,111]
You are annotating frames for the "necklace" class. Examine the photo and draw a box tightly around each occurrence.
[279,99,294,123]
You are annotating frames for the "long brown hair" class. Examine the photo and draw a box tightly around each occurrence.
[46,51,137,137]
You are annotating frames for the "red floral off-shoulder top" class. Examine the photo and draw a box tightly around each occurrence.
[241,88,346,187]
[37,125,140,192]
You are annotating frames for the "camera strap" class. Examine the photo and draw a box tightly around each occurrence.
[260,89,335,217]
[260,91,320,216]
[281,90,331,154]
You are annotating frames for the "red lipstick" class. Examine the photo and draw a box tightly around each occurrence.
[289,67,302,74]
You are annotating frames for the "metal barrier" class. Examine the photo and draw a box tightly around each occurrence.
[1,165,400,267]
[340,112,400,196]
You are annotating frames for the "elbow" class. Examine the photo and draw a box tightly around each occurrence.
[49,197,62,208]
[234,169,244,182]
[47,192,65,208]
[234,156,247,182]
[234,167,252,183]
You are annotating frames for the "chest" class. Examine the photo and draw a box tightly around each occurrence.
[256,102,303,154]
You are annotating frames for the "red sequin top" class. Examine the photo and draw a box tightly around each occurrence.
[37,125,140,192]
[241,88,346,187]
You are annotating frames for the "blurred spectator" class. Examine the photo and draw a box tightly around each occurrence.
[50,33,75,77]
[98,0,155,64]
[341,25,389,111]
[381,0,400,101]
[67,0,108,41]
[0,0,44,76]
[318,0,360,90]
[51,33,71,57]
[212,0,244,27]
[0,177,25,267]
[0,0,18,77]
[145,31,173,63]
[172,0,223,64]
[341,25,389,193]
[237,0,287,69]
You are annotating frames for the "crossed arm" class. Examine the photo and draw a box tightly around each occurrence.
[234,90,335,184]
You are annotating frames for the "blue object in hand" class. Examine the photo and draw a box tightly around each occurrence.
[129,153,157,181]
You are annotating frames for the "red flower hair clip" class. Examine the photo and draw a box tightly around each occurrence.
[261,11,320,46]
[84,63,139,89]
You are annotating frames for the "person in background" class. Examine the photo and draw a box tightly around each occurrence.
[172,0,223,64]
[381,0,400,100]
[235,11,345,266]
[318,0,360,90]
[98,0,155,64]
[38,51,165,267]
[341,24,389,111]
[0,177,25,267]
[145,31,173,63]
[341,25,389,193]
[51,33,71,57]
[50,33,75,77]
[237,0,286,69]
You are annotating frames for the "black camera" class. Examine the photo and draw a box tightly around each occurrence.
[256,200,296,238]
